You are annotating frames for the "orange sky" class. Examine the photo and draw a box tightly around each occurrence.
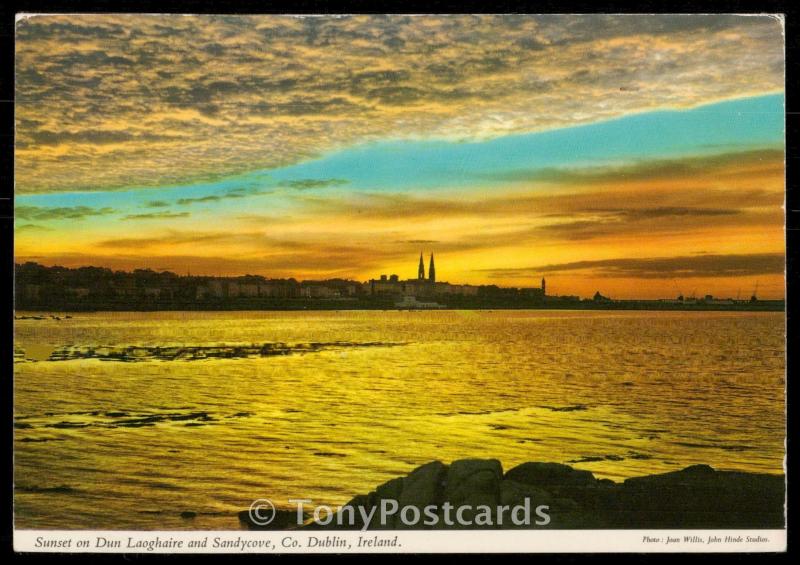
[14,15,786,299]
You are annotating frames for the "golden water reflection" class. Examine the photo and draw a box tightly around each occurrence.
[14,310,785,529]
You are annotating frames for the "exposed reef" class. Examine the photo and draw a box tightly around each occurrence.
[14,341,406,362]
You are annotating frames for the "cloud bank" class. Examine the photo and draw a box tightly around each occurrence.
[483,253,786,279]
[15,14,784,193]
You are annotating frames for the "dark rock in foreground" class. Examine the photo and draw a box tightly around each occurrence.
[239,509,311,531]
[239,459,785,530]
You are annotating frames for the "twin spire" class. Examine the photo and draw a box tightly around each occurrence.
[418,252,436,283]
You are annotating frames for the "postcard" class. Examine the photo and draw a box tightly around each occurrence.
[13,14,786,553]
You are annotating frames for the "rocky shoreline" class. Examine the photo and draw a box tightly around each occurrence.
[240,459,785,530]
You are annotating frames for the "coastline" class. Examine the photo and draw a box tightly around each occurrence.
[240,459,786,531]
[14,301,786,314]
[14,262,784,313]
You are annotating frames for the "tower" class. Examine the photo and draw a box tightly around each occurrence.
[428,253,436,283]
[418,252,425,280]
[541,277,546,296]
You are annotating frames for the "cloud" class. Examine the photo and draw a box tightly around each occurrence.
[91,223,436,265]
[303,185,780,226]
[145,200,170,208]
[292,149,784,245]
[482,253,786,279]
[487,149,785,185]
[281,178,348,190]
[176,195,223,205]
[15,14,784,193]
[15,223,52,232]
[609,207,739,219]
[535,206,752,241]
[121,211,191,220]
[97,230,240,249]
[173,187,269,206]
[175,191,244,206]
[35,233,414,278]
[27,129,179,146]
[16,205,116,221]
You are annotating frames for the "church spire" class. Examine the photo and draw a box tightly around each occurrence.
[428,253,436,283]
[418,252,425,280]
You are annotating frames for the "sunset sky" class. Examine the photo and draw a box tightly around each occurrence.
[15,14,785,299]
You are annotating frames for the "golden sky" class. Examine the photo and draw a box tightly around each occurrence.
[14,15,786,299]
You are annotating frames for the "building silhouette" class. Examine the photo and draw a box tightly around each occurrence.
[11,260,786,312]
[371,252,448,296]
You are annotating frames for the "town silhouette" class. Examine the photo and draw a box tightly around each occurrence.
[14,254,782,312]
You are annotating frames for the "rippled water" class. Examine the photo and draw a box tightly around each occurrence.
[14,310,785,529]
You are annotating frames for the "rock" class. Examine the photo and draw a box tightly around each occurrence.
[268,459,784,531]
[617,465,785,528]
[499,479,549,508]
[623,463,715,487]
[334,477,404,530]
[375,476,404,503]
[445,459,502,500]
[504,462,597,488]
[327,494,371,531]
[397,461,447,508]
[238,509,310,530]
[498,480,560,528]
[395,461,447,529]
[442,459,503,528]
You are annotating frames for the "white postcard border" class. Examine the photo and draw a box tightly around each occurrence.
[14,529,787,554]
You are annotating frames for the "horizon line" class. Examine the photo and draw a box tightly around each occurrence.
[14,260,785,302]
